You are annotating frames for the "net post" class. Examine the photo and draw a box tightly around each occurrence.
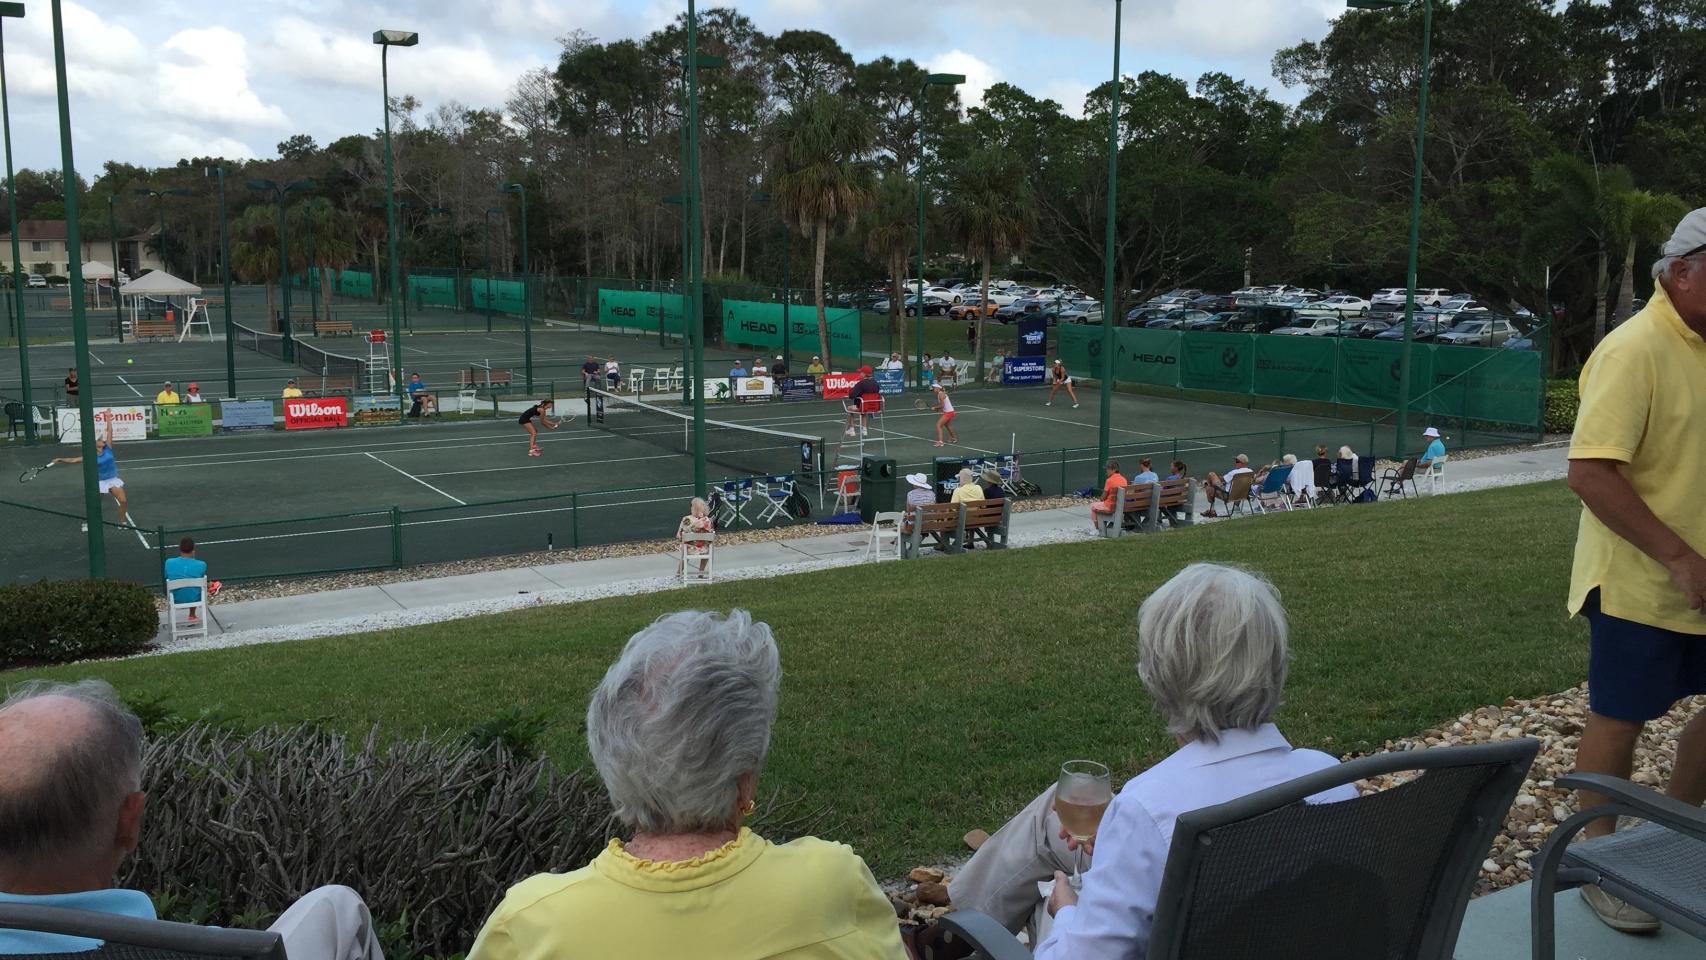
[390,507,403,568]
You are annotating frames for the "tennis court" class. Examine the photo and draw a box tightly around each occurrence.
[1,374,1369,587]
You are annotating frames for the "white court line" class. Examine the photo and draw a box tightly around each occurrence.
[114,375,143,398]
[1020,413,1169,438]
[364,452,467,505]
[119,511,151,550]
[417,450,692,478]
[87,351,107,366]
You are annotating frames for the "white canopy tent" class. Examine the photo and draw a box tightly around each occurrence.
[119,271,204,337]
[80,260,115,307]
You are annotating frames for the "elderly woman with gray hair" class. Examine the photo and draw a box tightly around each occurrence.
[946,564,1355,960]
[468,609,907,960]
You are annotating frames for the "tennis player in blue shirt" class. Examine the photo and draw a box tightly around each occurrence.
[52,419,132,527]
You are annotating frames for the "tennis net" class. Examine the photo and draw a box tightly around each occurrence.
[233,322,373,392]
[585,386,823,491]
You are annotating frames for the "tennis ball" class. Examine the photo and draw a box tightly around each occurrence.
[126,358,134,365]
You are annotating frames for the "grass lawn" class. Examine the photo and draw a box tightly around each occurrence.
[4,481,1587,875]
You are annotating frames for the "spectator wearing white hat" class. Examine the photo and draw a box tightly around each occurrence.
[1416,427,1446,478]
[903,472,934,514]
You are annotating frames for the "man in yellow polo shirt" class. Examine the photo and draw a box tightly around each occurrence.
[1567,207,1706,934]
[153,380,180,405]
[281,378,304,399]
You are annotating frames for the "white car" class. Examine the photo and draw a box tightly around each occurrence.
[25,274,46,288]
[1058,302,1103,324]
[1372,287,1452,309]
[1436,316,1519,346]
[1273,316,1352,336]
[1296,294,1370,318]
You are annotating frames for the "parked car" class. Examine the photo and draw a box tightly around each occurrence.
[1188,311,1243,331]
[1436,315,1519,346]
[1503,335,1537,351]
[25,274,46,288]
[1231,285,1277,306]
[1058,301,1103,324]
[1189,294,1237,312]
[1273,316,1351,336]
[902,295,951,317]
[1125,306,1168,326]
[1263,285,1320,304]
[1373,286,1453,309]
[1373,318,1447,341]
[1296,294,1370,318]
[1346,319,1393,338]
[1144,309,1211,329]
[1221,306,1299,333]
[948,298,1000,320]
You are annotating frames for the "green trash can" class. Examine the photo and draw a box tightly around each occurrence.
[860,456,897,522]
[933,456,965,504]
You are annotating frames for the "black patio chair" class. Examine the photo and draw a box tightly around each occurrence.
[932,738,1538,960]
[1529,772,1706,960]
[1382,457,1419,500]
[3,401,23,439]
[0,902,286,960]
[1311,457,1334,505]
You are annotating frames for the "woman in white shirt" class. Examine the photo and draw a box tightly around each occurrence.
[946,564,1355,959]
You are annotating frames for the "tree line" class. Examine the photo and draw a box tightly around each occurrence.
[8,0,1701,369]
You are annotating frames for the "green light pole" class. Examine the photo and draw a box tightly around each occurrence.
[501,182,532,390]
[133,186,189,275]
[0,2,32,441]
[204,166,236,398]
[482,206,499,333]
[49,0,101,574]
[915,73,964,389]
[374,28,417,400]
[1350,0,1431,457]
[685,0,707,494]
[106,195,121,343]
[1096,0,1123,471]
[246,179,313,362]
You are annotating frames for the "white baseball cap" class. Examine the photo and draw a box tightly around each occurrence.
[1423,427,1440,438]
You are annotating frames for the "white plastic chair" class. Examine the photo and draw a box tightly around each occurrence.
[628,367,646,394]
[31,404,56,439]
[672,366,685,391]
[832,471,861,514]
[755,475,794,523]
[456,389,478,415]
[165,578,209,641]
[865,511,903,561]
[1423,456,1447,494]
[678,532,715,583]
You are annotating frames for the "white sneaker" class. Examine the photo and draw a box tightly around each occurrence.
[1045,401,1051,406]
[1073,403,1080,409]
[860,428,868,437]
[844,428,856,437]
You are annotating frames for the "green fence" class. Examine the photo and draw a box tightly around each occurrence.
[1058,325,1545,435]
[597,288,685,333]
[719,300,862,361]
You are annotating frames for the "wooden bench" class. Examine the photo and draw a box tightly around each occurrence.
[132,318,177,341]
[1155,477,1195,527]
[901,502,963,558]
[314,318,355,337]
[1098,483,1157,539]
[960,498,1011,549]
[458,367,513,389]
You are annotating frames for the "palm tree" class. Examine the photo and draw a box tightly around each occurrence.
[944,149,1034,382]
[771,91,877,361]
[1528,154,1634,344]
[862,174,914,365]
[230,205,280,328]
[1611,189,1688,325]
[292,200,359,322]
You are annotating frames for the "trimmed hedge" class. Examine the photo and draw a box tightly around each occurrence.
[1544,379,1578,434]
[0,579,157,666]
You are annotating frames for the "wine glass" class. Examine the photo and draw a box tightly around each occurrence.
[1054,759,1112,889]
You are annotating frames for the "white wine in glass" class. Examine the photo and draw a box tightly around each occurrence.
[1055,760,1112,889]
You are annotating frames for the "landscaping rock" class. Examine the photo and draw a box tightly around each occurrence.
[908,866,946,883]
[915,881,951,907]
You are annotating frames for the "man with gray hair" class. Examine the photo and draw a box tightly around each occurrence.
[1564,207,1706,933]
[947,564,1355,958]
[0,680,384,960]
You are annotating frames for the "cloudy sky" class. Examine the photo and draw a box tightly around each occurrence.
[4,0,1345,178]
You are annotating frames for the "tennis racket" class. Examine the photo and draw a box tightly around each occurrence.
[913,397,930,410]
[18,461,54,483]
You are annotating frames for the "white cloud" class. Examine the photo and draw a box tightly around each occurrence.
[7,1,149,99]
[1035,80,1092,119]
[159,28,291,128]
[154,131,259,164]
[926,50,999,109]
[261,18,541,107]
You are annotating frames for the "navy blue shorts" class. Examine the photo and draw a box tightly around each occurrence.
[1584,589,1706,722]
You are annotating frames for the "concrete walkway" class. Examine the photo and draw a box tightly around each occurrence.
[153,445,1569,654]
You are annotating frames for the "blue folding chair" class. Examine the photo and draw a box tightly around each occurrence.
[755,475,794,523]
[1253,464,1295,512]
[717,480,754,527]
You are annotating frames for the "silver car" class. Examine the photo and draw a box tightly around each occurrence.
[1435,316,1519,346]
